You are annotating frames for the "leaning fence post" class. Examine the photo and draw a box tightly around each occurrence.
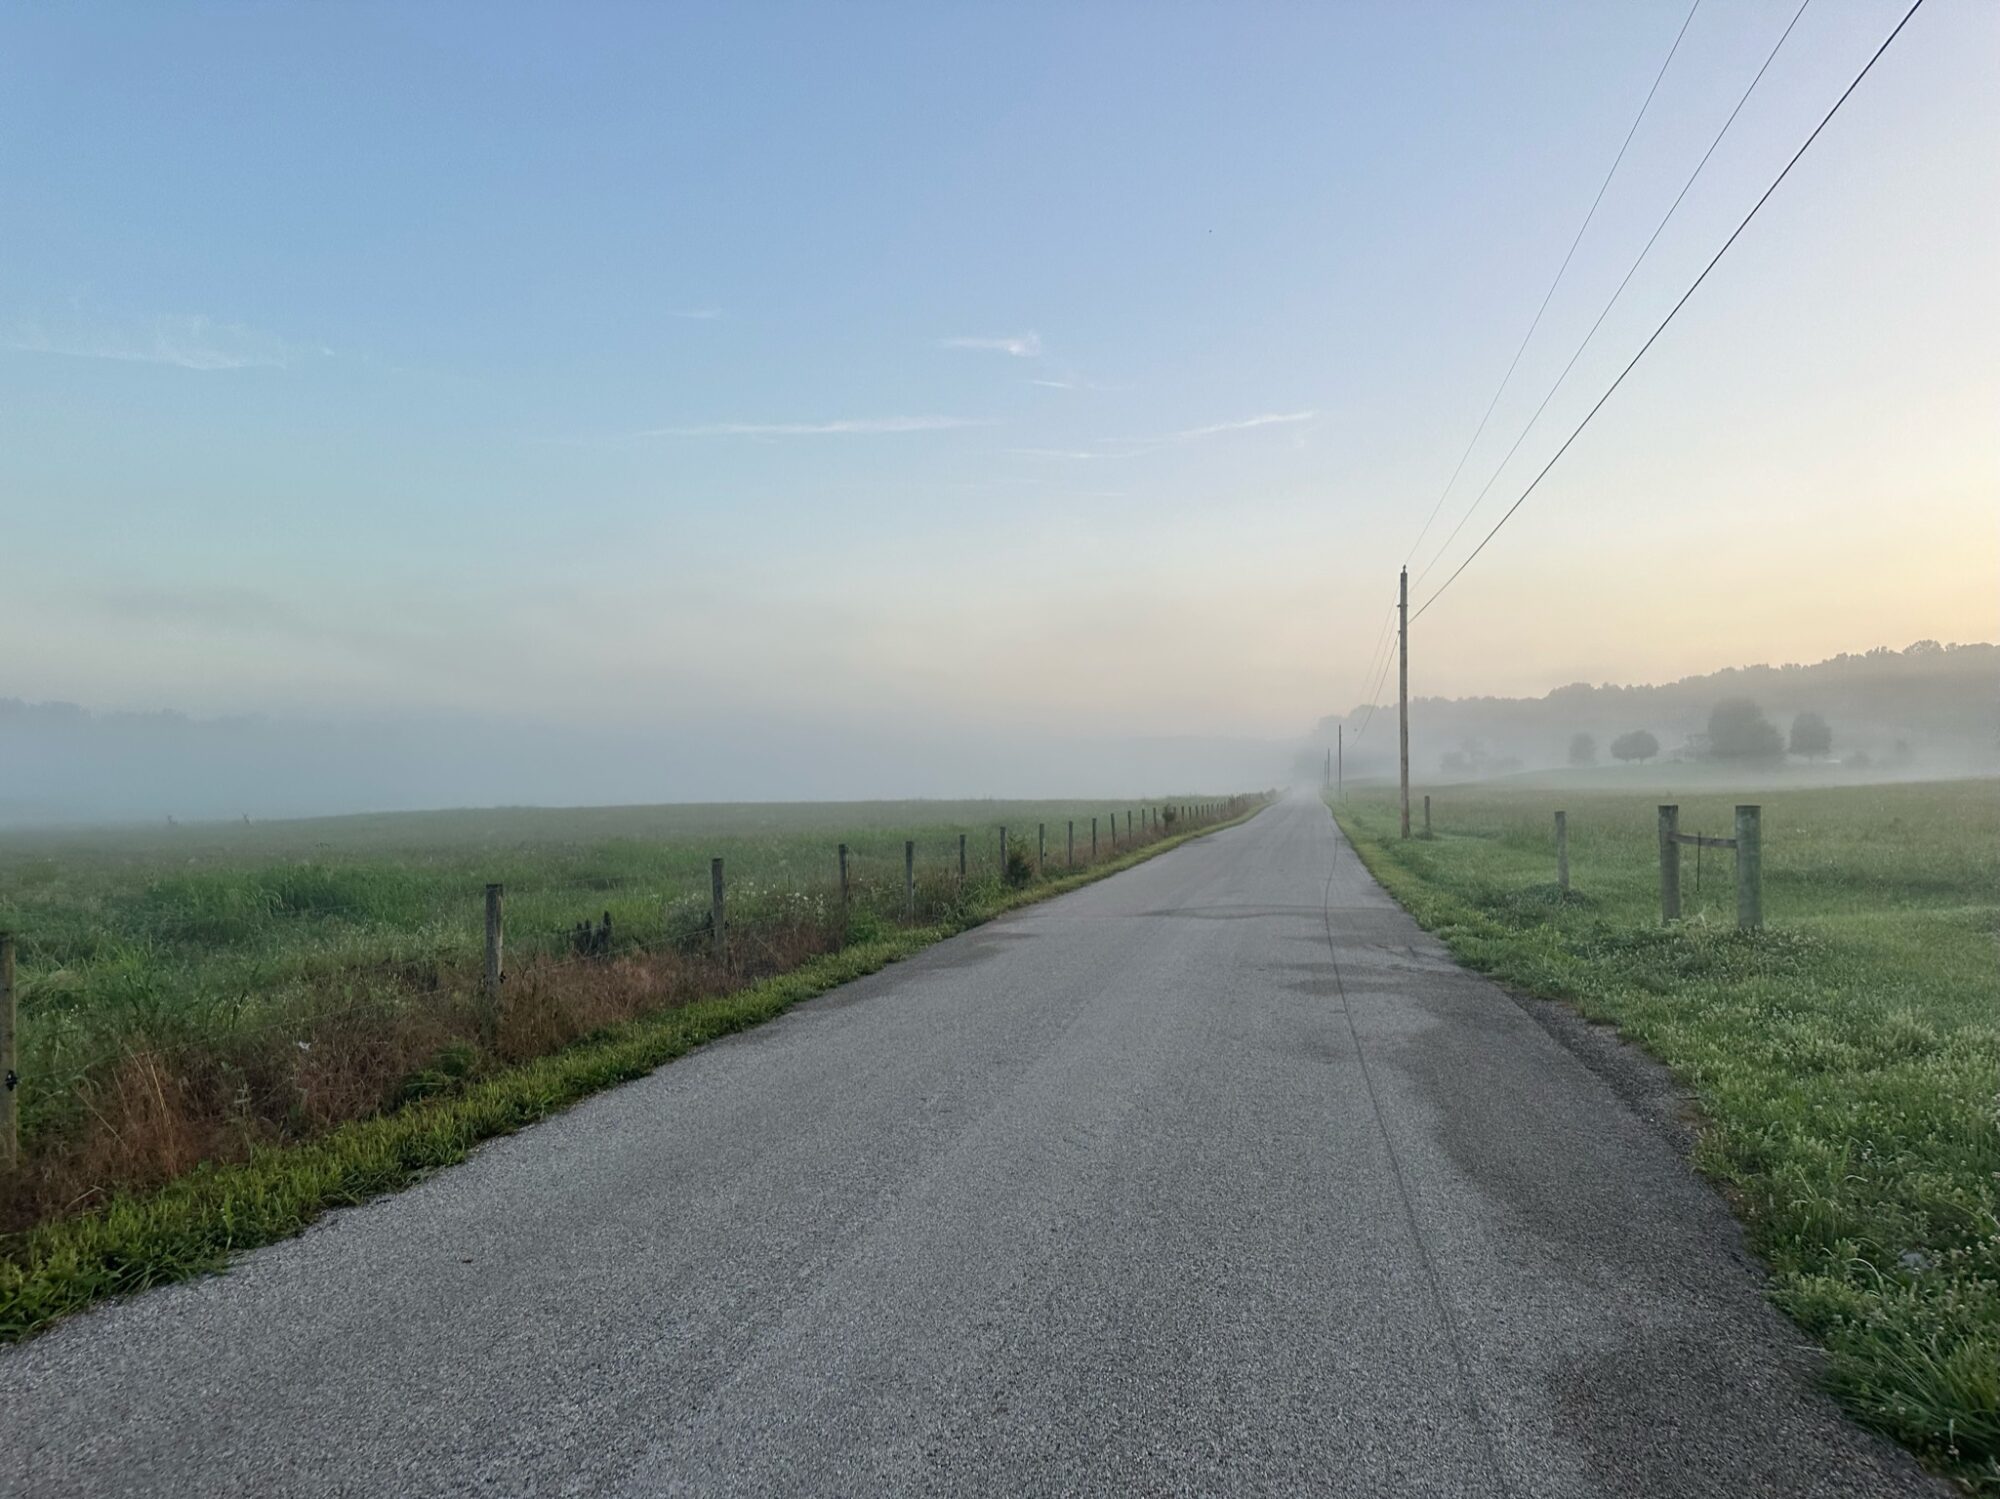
[904,840,916,919]
[838,843,850,908]
[483,884,504,1009]
[958,832,967,881]
[1658,806,1680,923]
[710,857,727,956]
[1735,805,1762,930]
[1555,810,1569,893]
[1,932,16,1170]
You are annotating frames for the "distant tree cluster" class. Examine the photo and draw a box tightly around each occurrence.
[1789,711,1833,760]
[1439,739,1522,779]
[1610,729,1659,763]
[1709,698,1785,761]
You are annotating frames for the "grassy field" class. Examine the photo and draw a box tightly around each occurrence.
[1329,778,1999,1490]
[0,795,1247,1246]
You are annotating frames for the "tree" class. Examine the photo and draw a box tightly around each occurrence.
[1708,698,1784,761]
[1610,729,1659,764]
[1789,711,1832,760]
[1568,732,1597,767]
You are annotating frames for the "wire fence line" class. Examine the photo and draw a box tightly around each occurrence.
[1,796,1265,1168]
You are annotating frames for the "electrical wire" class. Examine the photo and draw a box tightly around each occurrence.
[1411,0,1926,624]
[1413,0,1816,590]
[1401,0,1703,569]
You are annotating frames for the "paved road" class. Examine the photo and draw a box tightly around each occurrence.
[3,793,1940,1497]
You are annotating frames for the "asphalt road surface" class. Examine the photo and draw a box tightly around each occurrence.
[2,793,1942,1497]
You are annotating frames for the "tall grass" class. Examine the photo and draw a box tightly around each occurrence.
[0,797,1250,1237]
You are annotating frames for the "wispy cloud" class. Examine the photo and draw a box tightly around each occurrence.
[1169,410,1316,440]
[667,307,724,320]
[1015,410,1317,463]
[8,312,321,371]
[942,332,1042,358]
[643,415,992,438]
[1030,375,1124,393]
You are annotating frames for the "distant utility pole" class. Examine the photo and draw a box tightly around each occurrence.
[1398,566,1411,840]
[1337,725,1343,802]
[1325,746,1331,790]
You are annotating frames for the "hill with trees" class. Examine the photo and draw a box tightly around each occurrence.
[1311,641,1998,782]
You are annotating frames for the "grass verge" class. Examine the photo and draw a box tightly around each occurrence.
[0,803,1265,1343]
[1328,783,1998,1492]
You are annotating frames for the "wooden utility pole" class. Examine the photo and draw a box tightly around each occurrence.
[1336,726,1343,801]
[1398,566,1411,839]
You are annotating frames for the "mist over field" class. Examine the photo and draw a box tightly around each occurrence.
[4,639,1990,828]
[0,701,1291,827]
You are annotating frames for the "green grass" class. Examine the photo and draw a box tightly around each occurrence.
[0,798,1205,1144]
[0,796,1262,1340]
[1329,778,1999,1490]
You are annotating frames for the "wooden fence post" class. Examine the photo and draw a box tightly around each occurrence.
[710,857,726,956]
[1735,805,1762,930]
[1423,795,1432,839]
[838,843,850,908]
[1555,810,1569,893]
[1,932,16,1171]
[1067,820,1074,868]
[1658,806,1680,923]
[904,840,915,919]
[483,884,504,1008]
[1000,826,1008,877]
[1038,823,1046,870]
[1091,816,1098,859]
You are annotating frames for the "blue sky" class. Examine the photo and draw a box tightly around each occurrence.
[1,1,1992,779]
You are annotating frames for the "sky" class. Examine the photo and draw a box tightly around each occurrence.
[1,1,1993,800]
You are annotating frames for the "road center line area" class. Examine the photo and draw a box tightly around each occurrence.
[1,793,1943,1497]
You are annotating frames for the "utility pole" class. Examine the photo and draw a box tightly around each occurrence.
[1398,566,1411,840]
[1324,746,1330,790]
[1337,725,1343,801]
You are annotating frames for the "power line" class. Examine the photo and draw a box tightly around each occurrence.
[1413,0,1815,590]
[1411,0,1925,625]
[1351,602,1402,741]
[1400,0,1702,569]
[1348,598,1396,715]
